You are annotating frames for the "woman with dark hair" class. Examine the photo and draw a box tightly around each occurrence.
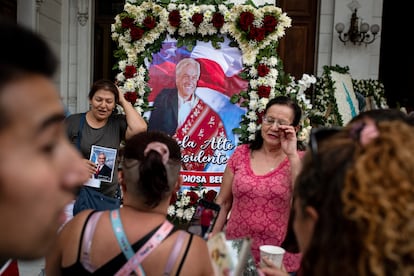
[46,131,214,275]
[65,80,146,205]
[261,120,414,276]
[212,96,304,273]
[348,108,409,125]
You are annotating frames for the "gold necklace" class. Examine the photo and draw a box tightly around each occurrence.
[265,154,283,171]
[252,150,284,172]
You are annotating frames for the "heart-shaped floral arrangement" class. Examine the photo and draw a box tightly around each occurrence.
[112,0,314,144]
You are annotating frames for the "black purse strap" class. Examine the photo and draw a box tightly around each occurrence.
[76,113,86,151]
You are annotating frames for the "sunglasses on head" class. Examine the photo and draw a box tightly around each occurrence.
[309,127,342,170]
[309,122,368,169]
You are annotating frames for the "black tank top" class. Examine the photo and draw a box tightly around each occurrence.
[61,211,193,275]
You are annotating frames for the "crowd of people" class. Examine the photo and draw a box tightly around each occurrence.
[45,131,213,275]
[2,19,414,276]
[261,115,414,276]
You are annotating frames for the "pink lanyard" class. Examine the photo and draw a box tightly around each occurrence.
[115,220,174,276]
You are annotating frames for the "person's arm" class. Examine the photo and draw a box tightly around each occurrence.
[279,125,302,186]
[211,166,234,236]
[117,87,147,140]
[287,151,302,184]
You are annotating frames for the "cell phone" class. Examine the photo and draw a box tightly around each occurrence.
[187,198,221,239]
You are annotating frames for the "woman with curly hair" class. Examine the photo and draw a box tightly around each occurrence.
[261,119,414,276]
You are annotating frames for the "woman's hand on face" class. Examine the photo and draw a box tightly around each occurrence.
[258,257,289,276]
[278,125,297,155]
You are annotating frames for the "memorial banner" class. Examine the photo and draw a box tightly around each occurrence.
[146,37,247,185]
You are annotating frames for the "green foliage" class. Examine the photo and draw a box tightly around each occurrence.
[310,65,346,126]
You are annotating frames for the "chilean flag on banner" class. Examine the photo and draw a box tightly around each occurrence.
[148,37,248,102]
[146,37,247,175]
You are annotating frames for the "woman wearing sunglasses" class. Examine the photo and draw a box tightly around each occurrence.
[212,96,304,274]
[261,118,414,276]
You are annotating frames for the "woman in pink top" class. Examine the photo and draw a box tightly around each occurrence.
[212,96,304,273]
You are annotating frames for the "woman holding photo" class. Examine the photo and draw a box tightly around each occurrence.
[65,80,146,214]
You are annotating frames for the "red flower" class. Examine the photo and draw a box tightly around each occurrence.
[257,111,265,124]
[121,17,134,29]
[203,190,217,202]
[170,191,178,205]
[143,16,156,30]
[192,13,203,27]
[186,191,199,205]
[258,85,271,98]
[168,10,181,27]
[239,11,255,31]
[257,64,270,77]
[212,13,224,29]
[124,92,138,105]
[130,26,144,41]
[249,26,266,42]
[124,65,137,79]
[263,15,278,33]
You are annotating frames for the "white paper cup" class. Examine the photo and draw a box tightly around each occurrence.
[259,245,285,268]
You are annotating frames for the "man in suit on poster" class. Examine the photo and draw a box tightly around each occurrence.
[148,58,227,171]
[94,152,112,181]
[148,58,208,136]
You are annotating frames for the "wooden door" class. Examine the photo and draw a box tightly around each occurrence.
[276,0,318,80]
[93,0,124,82]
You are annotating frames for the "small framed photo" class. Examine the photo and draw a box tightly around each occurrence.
[89,145,117,183]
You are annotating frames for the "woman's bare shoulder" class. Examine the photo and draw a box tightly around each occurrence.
[182,234,214,275]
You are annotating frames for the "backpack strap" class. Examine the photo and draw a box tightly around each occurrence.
[114,220,174,276]
[163,230,188,275]
[76,113,86,150]
[110,209,135,258]
[175,233,194,275]
[110,209,146,276]
[80,211,103,273]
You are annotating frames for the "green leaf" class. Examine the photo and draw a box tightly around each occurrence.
[230,94,240,103]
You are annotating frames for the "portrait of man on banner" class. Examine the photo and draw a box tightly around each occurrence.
[146,37,247,175]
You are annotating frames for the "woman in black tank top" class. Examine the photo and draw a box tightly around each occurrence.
[46,131,213,276]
